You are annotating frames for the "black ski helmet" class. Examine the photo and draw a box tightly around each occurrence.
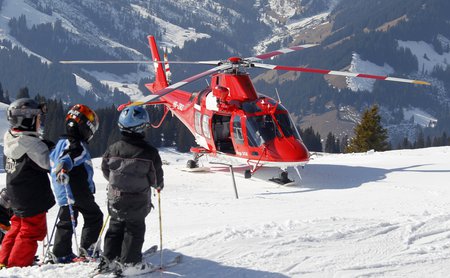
[65,104,99,142]
[6,98,47,131]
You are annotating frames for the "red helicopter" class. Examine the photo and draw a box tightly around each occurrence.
[62,36,430,185]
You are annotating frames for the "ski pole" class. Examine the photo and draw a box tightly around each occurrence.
[91,213,110,258]
[43,206,62,262]
[157,189,163,269]
[64,183,79,256]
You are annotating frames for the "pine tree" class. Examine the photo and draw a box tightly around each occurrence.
[426,136,432,147]
[3,90,10,104]
[300,126,322,152]
[416,130,425,148]
[0,82,4,103]
[16,86,30,99]
[340,134,349,152]
[442,132,448,146]
[402,137,412,149]
[347,105,388,152]
[325,132,340,153]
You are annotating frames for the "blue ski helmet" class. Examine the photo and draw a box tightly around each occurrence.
[118,106,150,134]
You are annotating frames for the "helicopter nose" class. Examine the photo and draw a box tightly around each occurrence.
[266,137,309,162]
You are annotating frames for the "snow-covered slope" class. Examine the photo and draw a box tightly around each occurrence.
[254,0,338,53]
[347,53,395,92]
[0,146,450,277]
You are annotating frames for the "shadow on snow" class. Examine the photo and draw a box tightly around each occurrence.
[145,249,289,278]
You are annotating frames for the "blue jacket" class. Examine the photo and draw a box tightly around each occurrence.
[50,136,95,206]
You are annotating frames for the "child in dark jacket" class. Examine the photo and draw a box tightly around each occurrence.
[97,106,164,275]
[49,104,103,263]
[0,98,55,268]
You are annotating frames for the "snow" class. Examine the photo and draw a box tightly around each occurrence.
[254,12,329,54]
[0,0,59,64]
[84,70,150,101]
[73,74,92,97]
[437,34,450,50]
[254,0,339,54]
[403,107,438,128]
[347,53,395,92]
[0,0,54,31]
[398,39,450,74]
[130,4,210,50]
[1,145,450,277]
[268,0,298,18]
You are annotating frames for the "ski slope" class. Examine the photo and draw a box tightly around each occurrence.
[0,147,450,277]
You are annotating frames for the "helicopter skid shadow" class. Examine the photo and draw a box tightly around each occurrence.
[255,163,443,195]
[144,250,289,278]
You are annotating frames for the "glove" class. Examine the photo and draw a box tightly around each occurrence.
[42,139,55,150]
[56,169,70,185]
[155,183,164,192]
[0,189,11,209]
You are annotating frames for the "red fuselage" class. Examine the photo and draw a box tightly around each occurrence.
[152,71,310,168]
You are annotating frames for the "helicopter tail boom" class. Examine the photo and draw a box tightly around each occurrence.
[146,35,169,93]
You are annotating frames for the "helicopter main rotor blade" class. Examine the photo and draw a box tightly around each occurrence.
[60,60,222,65]
[60,60,151,64]
[253,63,431,85]
[246,44,318,62]
[127,64,233,106]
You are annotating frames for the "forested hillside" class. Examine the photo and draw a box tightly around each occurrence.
[0,0,449,151]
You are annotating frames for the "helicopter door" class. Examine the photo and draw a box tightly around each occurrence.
[212,114,235,154]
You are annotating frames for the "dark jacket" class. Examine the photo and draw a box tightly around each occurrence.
[3,130,55,217]
[102,133,164,221]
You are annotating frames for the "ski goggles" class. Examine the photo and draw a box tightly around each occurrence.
[8,102,48,117]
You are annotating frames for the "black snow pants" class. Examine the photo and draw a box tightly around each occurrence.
[103,217,146,264]
[52,193,103,257]
[103,189,151,264]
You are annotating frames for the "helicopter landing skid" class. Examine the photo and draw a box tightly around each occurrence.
[183,151,209,172]
[269,171,297,186]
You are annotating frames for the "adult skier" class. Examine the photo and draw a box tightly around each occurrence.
[49,104,103,263]
[97,105,164,275]
[0,98,55,268]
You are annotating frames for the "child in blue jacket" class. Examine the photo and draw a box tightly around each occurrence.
[49,104,103,263]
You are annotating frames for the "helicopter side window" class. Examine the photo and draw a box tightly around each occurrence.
[194,111,202,134]
[275,113,300,139]
[202,114,211,138]
[232,115,244,145]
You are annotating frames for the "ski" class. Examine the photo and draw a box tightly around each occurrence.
[142,245,158,258]
[115,254,182,277]
[89,245,158,278]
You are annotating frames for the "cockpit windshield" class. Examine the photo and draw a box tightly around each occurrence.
[246,115,279,147]
[244,99,301,147]
[275,113,300,140]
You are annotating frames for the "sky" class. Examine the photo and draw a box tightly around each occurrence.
[0,146,449,277]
